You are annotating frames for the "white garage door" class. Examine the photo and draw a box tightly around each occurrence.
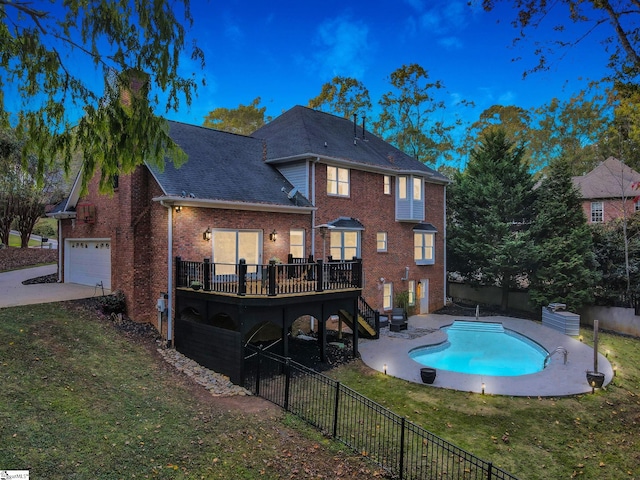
[65,239,112,289]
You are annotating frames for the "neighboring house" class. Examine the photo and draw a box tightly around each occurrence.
[572,157,640,224]
[49,106,449,381]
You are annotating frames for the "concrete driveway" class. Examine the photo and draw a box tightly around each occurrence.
[0,265,109,308]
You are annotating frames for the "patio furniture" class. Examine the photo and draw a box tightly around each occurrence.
[389,307,408,332]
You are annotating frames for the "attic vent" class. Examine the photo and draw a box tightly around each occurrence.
[76,203,96,224]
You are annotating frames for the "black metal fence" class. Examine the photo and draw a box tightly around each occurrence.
[243,345,519,480]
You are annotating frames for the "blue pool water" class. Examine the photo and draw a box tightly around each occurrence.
[409,321,548,376]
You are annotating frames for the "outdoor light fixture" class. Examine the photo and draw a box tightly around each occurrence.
[605,349,610,358]
[269,229,277,242]
[383,364,387,375]
[579,335,583,342]
[175,205,182,213]
[203,227,212,241]
[481,382,485,395]
[613,365,618,376]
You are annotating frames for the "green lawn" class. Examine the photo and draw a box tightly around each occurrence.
[2,301,638,479]
[327,327,640,480]
[8,233,40,247]
[0,303,378,479]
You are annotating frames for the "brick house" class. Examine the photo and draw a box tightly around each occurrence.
[572,157,640,224]
[50,106,448,380]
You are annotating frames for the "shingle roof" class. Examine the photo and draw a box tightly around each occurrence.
[571,157,640,199]
[252,106,449,182]
[148,121,312,207]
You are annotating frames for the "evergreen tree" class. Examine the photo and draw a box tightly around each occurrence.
[529,160,599,310]
[448,129,537,310]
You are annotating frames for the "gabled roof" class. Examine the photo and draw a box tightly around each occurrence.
[148,121,312,208]
[571,157,640,200]
[252,106,449,183]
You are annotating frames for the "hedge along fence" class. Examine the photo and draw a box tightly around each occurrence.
[243,345,519,480]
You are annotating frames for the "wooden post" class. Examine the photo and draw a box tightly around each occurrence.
[593,319,599,373]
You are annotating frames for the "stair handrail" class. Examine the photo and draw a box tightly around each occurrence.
[544,346,568,368]
[357,296,380,339]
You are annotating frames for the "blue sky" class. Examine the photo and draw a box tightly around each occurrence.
[171,0,611,134]
[4,0,614,167]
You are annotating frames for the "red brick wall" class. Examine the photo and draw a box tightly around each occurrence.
[582,198,638,224]
[312,164,446,313]
[61,166,314,327]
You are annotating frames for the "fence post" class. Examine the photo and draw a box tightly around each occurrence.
[487,462,493,480]
[333,382,341,438]
[284,357,291,412]
[175,256,182,287]
[399,417,406,480]
[316,260,324,292]
[238,259,247,296]
[268,261,277,296]
[255,346,262,396]
[203,258,211,291]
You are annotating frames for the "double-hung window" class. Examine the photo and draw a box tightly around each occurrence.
[591,202,604,223]
[383,175,391,195]
[376,232,388,252]
[414,231,435,265]
[327,166,349,196]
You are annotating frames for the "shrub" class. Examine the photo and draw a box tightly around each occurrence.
[98,290,127,315]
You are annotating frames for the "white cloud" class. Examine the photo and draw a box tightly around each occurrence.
[498,91,517,104]
[309,15,372,80]
[223,14,244,43]
[438,36,463,49]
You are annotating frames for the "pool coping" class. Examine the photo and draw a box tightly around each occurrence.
[358,314,614,397]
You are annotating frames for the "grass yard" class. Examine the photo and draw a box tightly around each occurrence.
[7,233,40,248]
[327,327,640,480]
[0,303,382,479]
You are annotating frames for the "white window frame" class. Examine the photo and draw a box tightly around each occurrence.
[383,282,393,311]
[414,231,435,265]
[383,175,391,195]
[289,229,305,259]
[329,229,360,260]
[212,229,262,275]
[376,232,387,252]
[408,280,416,306]
[591,201,604,223]
[327,165,350,197]
[398,176,408,200]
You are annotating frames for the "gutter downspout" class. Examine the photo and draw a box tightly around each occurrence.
[161,201,174,347]
[57,219,63,282]
[311,158,318,255]
[443,185,447,306]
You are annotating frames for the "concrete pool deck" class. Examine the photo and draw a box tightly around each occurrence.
[359,313,614,397]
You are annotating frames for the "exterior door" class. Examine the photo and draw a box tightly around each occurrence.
[419,279,429,314]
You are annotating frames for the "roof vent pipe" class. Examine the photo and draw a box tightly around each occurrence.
[362,115,366,140]
[353,113,357,137]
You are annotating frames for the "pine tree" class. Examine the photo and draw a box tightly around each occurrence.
[529,160,599,310]
[448,129,537,311]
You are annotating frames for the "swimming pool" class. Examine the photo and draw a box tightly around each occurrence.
[409,320,549,376]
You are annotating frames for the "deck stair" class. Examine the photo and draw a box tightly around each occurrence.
[448,321,505,333]
[338,309,378,339]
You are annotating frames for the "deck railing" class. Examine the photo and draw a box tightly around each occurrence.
[176,256,363,296]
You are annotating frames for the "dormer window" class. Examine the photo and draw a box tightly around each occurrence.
[327,166,349,197]
[396,175,425,222]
